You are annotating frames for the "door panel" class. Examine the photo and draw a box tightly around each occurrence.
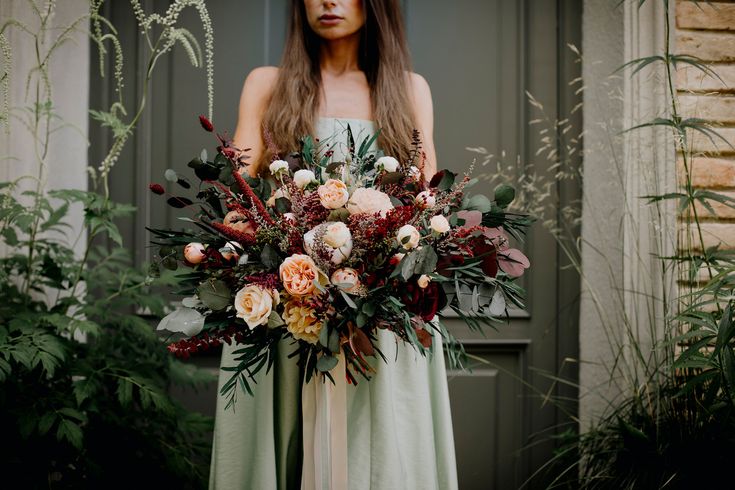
[90,1,581,488]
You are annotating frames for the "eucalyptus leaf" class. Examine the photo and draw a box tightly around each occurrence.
[316,355,339,372]
[488,289,506,317]
[267,311,285,329]
[414,246,438,275]
[464,194,492,213]
[196,280,231,311]
[260,244,280,269]
[156,307,206,336]
[494,184,516,208]
[400,251,419,281]
[164,169,178,182]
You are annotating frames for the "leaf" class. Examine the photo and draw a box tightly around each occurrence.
[117,378,133,407]
[429,170,456,191]
[58,407,86,423]
[196,279,231,311]
[361,302,376,317]
[494,184,516,208]
[381,172,403,185]
[260,244,280,270]
[715,304,734,356]
[164,169,178,182]
[73,376,99,405]
[275,197,291,214]
[156,307,205,336]
[167,197,193,208]
[40,202,69,232]
[399,251,419,281]
[356,312,368,328]
[267,311,285,329]
[56,418,83,450]
[487,289,506,317]
[38,413,57,436]
[350,327,374,356]
[414,246,438,275]
[316,355,339,372]
[340,290,357,309]
[464,194,492,213]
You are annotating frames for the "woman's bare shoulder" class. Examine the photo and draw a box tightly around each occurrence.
[406,71,433,122]
[242,66,280,96]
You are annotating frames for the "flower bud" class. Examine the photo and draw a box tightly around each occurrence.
[376,155,399,173]
[415,190,436,208]
[430,215,451,234]
[294,169,316,188]
[184,242,206,264]
[396,224,420,250]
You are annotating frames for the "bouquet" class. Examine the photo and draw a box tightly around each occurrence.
[148,115,531,409]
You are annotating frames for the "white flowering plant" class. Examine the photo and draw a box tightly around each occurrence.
[148,116,531,409]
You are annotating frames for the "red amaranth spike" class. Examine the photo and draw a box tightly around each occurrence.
[210,221,258,246]
[232,170,275,225]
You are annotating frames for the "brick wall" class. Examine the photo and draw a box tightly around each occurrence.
[676,1,735,249]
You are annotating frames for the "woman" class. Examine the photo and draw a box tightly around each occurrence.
[209,1,458,488]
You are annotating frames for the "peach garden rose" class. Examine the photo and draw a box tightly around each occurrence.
[317,179,349,209]
[279,254,321,296]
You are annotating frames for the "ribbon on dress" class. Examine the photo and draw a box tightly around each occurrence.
[301,353,348,490]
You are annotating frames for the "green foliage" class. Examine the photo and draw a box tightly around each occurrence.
[0,188,214,488]
[1,1,217,487]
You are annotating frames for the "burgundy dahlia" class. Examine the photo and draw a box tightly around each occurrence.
[401,280,446,322]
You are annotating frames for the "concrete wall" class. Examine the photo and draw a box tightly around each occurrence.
[579,0,676,428]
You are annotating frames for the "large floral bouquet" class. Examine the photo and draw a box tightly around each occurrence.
[149,116,530,408]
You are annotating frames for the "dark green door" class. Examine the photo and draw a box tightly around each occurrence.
[90,1,581,488]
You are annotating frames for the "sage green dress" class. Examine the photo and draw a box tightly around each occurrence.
[208,117,458,490]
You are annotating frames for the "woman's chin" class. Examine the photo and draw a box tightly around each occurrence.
[314,27,361,42]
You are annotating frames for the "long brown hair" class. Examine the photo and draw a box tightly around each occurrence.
[255,0,417,174]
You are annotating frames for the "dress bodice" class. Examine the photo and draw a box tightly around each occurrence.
[314,117,379,163]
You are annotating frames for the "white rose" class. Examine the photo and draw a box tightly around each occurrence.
[376,155,399,173]
[417,274,432,289]
[430,215,451,234]
[317,179,349,209]
[304,222,353,265]
[234,285,280,329]
[322,222,351,248]
[415,190,436,208]
[294,169,316,188]
[330,268,361,293]
[184,242,206,264]
[346,187,394,217]
[396,224,420,250]
[269,159,289,175]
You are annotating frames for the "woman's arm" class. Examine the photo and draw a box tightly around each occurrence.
[409,72,437,180]
[232,66,279,177]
